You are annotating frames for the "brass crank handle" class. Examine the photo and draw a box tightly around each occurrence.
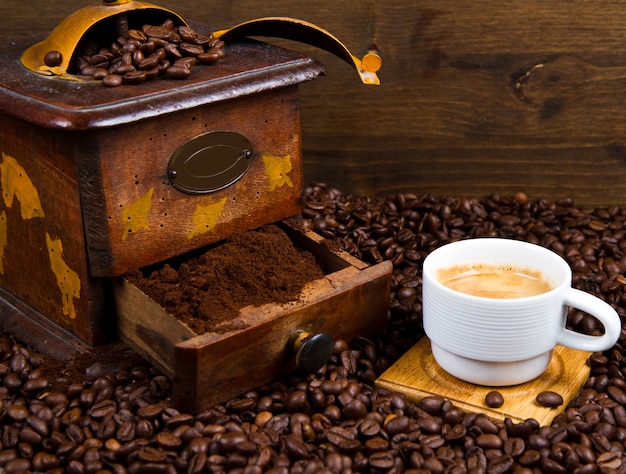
[289,330,335,373]
[213,17,382,85]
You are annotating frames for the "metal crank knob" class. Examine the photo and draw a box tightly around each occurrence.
[289,330,334,373]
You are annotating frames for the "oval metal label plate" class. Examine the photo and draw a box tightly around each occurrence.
[168,131,253,194]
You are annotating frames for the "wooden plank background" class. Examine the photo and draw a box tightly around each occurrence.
[3,0,626,206]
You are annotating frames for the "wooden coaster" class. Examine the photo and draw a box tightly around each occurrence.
[375,337,591,425]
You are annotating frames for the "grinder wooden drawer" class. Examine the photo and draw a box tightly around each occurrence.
[114,221,393,412]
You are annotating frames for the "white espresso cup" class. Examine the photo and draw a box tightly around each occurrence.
[422,238,622,386]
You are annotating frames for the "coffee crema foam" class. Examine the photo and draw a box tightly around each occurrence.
[437,263,552,299]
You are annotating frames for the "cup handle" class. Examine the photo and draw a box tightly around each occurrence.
[558,288,622,352]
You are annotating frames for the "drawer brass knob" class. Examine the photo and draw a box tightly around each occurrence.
[290,330,334,373]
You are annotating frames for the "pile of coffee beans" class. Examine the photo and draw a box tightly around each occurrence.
[58,19,225,87]
[0,184,625,473]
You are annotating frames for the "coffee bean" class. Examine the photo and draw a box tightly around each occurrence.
[537,390,564,407]
[476,432,503,449]
[369,451,395,469]
[6,404,29,421]
[384,414,411,435]
[156,430,182,449]
[485,390,504,408]
[123,70,147,84]
[343,398,367,420]
[488,454,515,473]
[26,414,49,436]
[165,64,192,79]
[100,73,122,87]
[187,452,207,474]
[178,42,205,57]
[359,417,381,437]
[32,451,60,471]
[607,385,626,404]
[137,446,168,463]
[116,420,135,442]
[504,437,525,457]
[282,435,309,460]
[4,458,32,473]
[44,50,63,67]
[326,430,361,453]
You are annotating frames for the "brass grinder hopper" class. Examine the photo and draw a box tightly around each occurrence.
[21,0,382,85]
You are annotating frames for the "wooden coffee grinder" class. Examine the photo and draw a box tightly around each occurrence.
[0,0,390,412]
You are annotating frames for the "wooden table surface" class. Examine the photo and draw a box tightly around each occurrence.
[3,0,626,207]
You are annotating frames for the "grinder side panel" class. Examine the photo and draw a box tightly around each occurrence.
[0,114,109,346]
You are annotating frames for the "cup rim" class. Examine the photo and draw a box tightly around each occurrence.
[422,237,571,302]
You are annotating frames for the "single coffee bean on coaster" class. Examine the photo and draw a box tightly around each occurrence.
[485,390,505,408]
[536,390,564,407]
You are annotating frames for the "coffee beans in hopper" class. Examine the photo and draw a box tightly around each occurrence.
[66,20,225,86]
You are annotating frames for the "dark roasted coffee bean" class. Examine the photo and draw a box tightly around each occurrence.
[44,50,63,67]
[282,435,309,460]
[187,452,207,474]
[607,385,626,404]
[384,415,410,435]
[132,49,144,66]
[536,391,564,407]
[32,451,61,471]
[156,430,182,449]
[177,26,198,43]
[7,404,29,421]
[175,57,197,68]
[123,70,147,84]
[420,396,445,415]
[443,423,466,441]
[102,73,123,87]
[540,456,568,474]
[369,451,395,469]
[138,55,159,70]
[128,461,176,474]
[504,437,525,457]
[128,29,147,42]
[19,425,42,445]
[475,433,503,449]
[326,430,361,452]
[143,24,181,43]
[138,446,168,463]
[485,390,504,408]
[473,414,498,434]
[4,458,32,473]
[116,420,135,442]
[178,42,205,57]
[26,414,49,436]
[488,454,515,473]
[198,50,223,65]
[359,417,381,437]
[163,42,183,59]
[165,64,191,79]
